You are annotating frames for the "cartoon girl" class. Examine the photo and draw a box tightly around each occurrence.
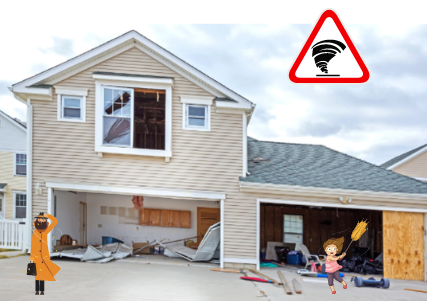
[323,237,347,294]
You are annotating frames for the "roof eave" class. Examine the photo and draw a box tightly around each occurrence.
[239,181,427,202]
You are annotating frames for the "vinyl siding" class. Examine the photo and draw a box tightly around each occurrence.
[393,150,427,178]
[0,151,26,219]
[31,47,250,257]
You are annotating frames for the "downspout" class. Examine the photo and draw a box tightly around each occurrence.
[12,91,32,252]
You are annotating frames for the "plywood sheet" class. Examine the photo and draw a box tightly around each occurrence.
[383,211,424,280]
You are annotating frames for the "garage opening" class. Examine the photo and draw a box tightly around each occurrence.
[260,204,383,275]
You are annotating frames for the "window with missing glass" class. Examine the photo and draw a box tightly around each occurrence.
[102,86,166,150]
[14,193,26,219]
[15,153,26,175]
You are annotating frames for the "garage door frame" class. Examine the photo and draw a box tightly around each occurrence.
[256,198,427,281]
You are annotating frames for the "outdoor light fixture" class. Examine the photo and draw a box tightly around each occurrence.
[339,197,352,204]
[35,182,42,195]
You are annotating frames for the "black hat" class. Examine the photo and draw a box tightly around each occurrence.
[34,212,47,219]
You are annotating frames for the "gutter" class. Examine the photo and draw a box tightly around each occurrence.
[239,181,427,203]
[13,92,32,252]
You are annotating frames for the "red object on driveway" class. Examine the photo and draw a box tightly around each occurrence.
[240,276,272,283]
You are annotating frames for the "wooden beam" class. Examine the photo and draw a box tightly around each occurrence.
[277,271,292,294]
[249,269,282,286]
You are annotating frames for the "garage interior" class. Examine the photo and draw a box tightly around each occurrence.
[260,204,383,271]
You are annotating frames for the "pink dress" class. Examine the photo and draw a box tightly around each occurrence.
[325,256,343,273]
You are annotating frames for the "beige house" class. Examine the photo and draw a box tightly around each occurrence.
[7,31,427,281]
[0,110,27,220]
[381,143,427,182]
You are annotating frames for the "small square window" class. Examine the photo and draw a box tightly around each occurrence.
[57,92,86,123]
[184,104,209,131]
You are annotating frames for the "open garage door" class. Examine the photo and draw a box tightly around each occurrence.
[383,211,425,280]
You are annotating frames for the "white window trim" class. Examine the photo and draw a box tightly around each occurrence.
[0,195,4,218]
[182,104,210,131]
[94,78,172,158]
[181,95,212,132]
[13,152,27,177]
[56,87,88,123]
[12,191,26,220]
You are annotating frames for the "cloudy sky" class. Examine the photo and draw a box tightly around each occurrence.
[0,2,426,165]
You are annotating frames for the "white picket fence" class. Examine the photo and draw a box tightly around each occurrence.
[0,219,24,250]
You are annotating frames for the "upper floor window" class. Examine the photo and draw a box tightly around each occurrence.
[102,87,166,150]
[94,73,173,158]
[56,87,88,123]
[14,153,26,176]
[181,95,213,132]
[184,104,209,130]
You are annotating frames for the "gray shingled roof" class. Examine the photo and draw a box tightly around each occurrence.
[0,110,27,129]
[241,137,427,194]
[0,183,7,190]
[380,143,427,169]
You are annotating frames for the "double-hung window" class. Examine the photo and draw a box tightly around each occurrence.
[14,193,26,219]
[14,153,26,176]
[94,73,173,158]
[181,96,212,131]
[56,87,88,123]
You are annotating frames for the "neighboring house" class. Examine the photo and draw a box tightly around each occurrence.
[381,143,427,183]
[7,31,427,281]
[0,110,27,220]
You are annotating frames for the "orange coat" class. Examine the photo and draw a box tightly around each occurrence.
[30,213,61,281]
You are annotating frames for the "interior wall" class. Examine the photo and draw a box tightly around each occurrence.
[86,193,220,246]
[54,190,86,243]
[260,204,383,258]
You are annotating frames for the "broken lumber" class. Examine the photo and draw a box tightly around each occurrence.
[404,289,427,293]
[277,271,292,294]
[249,269,282,286]
[211,268,241,274]
[292,278,302,294]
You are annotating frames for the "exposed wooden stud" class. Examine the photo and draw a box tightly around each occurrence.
[292,278,301,294]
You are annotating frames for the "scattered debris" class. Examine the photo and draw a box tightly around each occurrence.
[159,222,220,262]
[51,242,132,263]
[277,271,292,294]
[297,269,317,277]
[292,278,302,294]
[211,268,241,274]
[404,289,427,294]
[249,269,281,286]
[240,276,273,283]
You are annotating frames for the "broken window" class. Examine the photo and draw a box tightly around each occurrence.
[102,86,165,150]
[134,88,165,150]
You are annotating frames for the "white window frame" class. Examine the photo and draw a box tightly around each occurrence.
[0,195,4,218]
[56,87,88,123]
[12,191,26,220]
[94,77,173,158]
[180,96,213,132]
[13,152,27,176]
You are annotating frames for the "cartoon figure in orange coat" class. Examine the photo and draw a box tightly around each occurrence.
[30,212,61,295]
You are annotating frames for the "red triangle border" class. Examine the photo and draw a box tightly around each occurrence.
[289,10,370,84]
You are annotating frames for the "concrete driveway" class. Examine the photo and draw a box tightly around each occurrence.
[1,255,426,300]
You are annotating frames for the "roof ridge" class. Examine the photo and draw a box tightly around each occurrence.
[380,143,427,168]
[248,138,321,147]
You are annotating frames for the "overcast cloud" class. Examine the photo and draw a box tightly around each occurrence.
[0,22,426,165]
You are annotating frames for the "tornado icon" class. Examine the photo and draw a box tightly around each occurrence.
[311,39,346,76]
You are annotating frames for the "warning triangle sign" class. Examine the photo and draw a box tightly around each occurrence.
[289,10,369,83]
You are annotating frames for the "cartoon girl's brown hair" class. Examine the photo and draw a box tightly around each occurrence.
[323,237,345,254]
